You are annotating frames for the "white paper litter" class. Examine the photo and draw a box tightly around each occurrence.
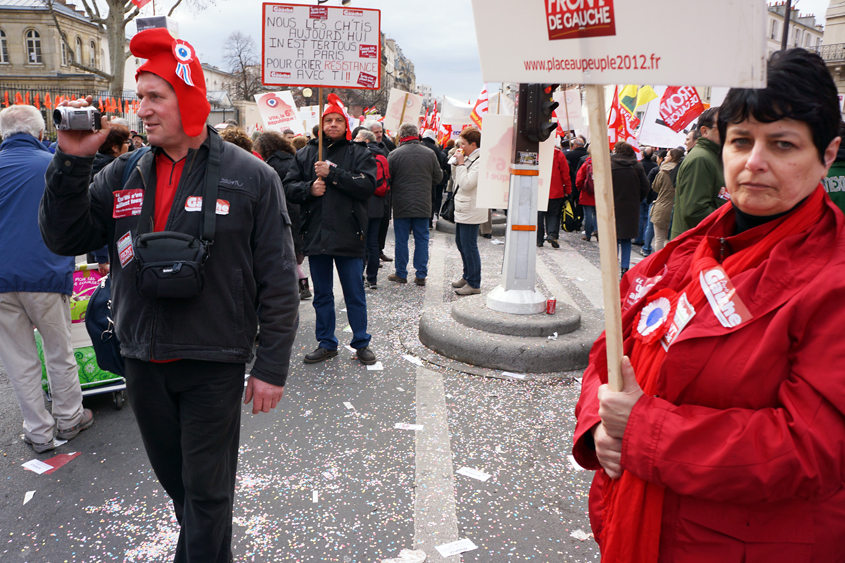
[343,402,354,410]
[23,491,35,505]
[402,354,423,366]
[491,239,504,245]
[502,371,526,379]
[342,324,352,333]
[22,459,52,474]
[367,361,384,371]
[396,387,405,392]
[54,438,68,447]
[495,445,505,454]
[340,308,348,312]
[345,345,356,353]
[380,548,427,563]
[571,529,593,541]
[312,490,319,503]
[394,423,423,431]
[547,331,558,340]
[435,538,478,557]
[568,455,586,471]
[456,467,491,482]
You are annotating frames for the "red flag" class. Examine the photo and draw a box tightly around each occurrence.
[131,0,153,8]
[125,99,131,113]
[469,84,488,130]
[34,93,40,109]
[133,100,139,111]
[15,92,23,105]
[659,86,704,133]
[44,93,52,109]
[98,98,104,112]
[3,92,8,107]
[71,94,76,101]
[607,86,621,151]
[25,92,31,105]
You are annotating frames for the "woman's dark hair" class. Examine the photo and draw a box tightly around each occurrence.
[98,123,129,156]
[657,149,668,159]
[613,141,635,157]
[220,127,254,153]
[253,131,295,160]
[668,148,685,163]
[697,107,719,131]
[718,49,840,162]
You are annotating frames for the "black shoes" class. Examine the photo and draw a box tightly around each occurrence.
[304,347,338,364]
[380,253,393,262]
[481,233,492,239]
[550,239,560,248]
[299,278,312,300]
[387,274,407,284]
[356,347,377,365]
[414,277,426,286]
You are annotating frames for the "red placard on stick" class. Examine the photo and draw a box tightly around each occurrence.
[262,3,381,89]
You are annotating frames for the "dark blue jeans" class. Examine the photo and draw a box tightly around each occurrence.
[583,206,597,238]
[634,200,649,244]
[618,239,632,269]
[455,222,481,288]
[365,217,381,285]
[393,217,429,279]
[309,255,371,350]
[643,203,655,254]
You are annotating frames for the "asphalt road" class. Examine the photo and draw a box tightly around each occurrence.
[0,227,632,562]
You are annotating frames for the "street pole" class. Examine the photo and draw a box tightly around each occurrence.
[781,0,793,51]
[486,83,547,315]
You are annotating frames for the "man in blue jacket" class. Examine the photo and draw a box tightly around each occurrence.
[0,105,93,454]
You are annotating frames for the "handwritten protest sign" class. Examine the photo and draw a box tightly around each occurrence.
[262,3,381,89]
[255,90,304,135]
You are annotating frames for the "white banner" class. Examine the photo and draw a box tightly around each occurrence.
[262,4,381,89]
[383,89,423,134]
[471,0,766,88]
[254,91,304,135]
[487,93,515,116]
[476,114,514,209]
[554,88,584,131]
[637,86,695,149]
[441,96,474,126]
[299,105,320,136]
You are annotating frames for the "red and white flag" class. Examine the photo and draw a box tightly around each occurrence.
[131,0,152,8]
[469,84,488,129]
[659,86,705,133]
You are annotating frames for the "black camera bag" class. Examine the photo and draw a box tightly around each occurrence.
[133,131,221,300]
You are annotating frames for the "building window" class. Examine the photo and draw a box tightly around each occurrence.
[26,29,42,63]
[89,40,96,67]
[770,19,778,40]
[61,38,68,66]
[101,49,105,71]
[75,36,82,64]
[0,30,7,63]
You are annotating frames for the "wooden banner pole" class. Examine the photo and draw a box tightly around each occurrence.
[318,87,324,161]
[585,84,624,392]
[396,92,409,143]
[562,84,572,134]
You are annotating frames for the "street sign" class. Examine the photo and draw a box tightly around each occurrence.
[261,3,381,89]
[471,0,766,88]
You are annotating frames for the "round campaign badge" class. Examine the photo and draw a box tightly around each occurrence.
[173,40,195,64]
[636,294,673,344]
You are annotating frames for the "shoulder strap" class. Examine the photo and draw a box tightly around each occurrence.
[121,145,151,188]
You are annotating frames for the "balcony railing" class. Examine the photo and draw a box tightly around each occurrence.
[816,43,845,63]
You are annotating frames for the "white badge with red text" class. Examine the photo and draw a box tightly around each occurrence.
[184,197,230,215]
[624,267,666,310]
[699,266,752,328]
[117,231,134,268]
[113,189,144,218]
[661,292,696,350]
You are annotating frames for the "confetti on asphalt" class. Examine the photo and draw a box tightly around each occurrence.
[23,491,35,505]
[456,466,492,482]
[436,538,478,557]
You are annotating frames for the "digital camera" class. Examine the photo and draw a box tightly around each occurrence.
[53,106,102,131]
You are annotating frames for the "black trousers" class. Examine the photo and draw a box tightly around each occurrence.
[538,197,565,243]
[125,358,244,563]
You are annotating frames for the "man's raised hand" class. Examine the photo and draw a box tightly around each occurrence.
[55,96,110,157]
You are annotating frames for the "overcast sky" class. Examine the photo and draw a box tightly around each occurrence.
[135,0,836,104]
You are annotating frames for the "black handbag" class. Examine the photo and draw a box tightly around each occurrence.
[440,158,475,223]
[85,275,124,376]
[133,131,221,300]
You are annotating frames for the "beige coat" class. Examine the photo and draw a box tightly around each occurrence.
[452,149,487,224]
[650,160,678,229]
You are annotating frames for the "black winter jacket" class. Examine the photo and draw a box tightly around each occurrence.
[265,150,303,256]
[39,128,300,387]
[283,137,376,257]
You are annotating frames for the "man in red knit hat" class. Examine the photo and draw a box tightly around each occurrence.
[39,28,300,563]
[284,94,378,365]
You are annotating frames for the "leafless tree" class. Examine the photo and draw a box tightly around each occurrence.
[222,32,263,101]
[43,0,212,96]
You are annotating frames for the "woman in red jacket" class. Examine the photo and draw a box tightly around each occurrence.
[573,48,845,563]
[576,148,597,241]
